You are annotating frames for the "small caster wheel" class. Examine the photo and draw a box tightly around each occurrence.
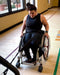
[21,62,23,64]
[34,61,36,66]
[16,60,20,68]
[38,64,43,72]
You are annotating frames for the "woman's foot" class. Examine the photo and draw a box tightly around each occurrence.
[24,58,36,63]
[24,59,32,63]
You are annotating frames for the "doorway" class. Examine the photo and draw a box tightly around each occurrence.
[59,0,60,7]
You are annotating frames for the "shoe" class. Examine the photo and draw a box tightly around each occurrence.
[24,59,29,63]
[24,59,32,63]
[31,58,36,65]
[29,58,36,63]
[24,58,36,64]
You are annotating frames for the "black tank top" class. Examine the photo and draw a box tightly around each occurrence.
[26,13,43,32]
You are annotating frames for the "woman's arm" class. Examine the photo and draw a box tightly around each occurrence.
[40,14,49,37]
[20,15,28,37]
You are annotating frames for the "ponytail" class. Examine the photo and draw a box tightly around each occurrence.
[26,3,37,11]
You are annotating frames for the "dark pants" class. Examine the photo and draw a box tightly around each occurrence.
[23,32,43,61]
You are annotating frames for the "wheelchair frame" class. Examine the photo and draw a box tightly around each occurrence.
[16,32,50,72]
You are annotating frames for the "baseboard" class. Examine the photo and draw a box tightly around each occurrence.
[40,9,48,14]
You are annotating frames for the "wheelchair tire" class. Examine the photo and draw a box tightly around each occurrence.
[42,36,49,60]
[0,56,20,75]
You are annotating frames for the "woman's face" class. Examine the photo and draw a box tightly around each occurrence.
[28,10,37,18]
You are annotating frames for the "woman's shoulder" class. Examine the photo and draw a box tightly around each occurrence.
[24,15,28,21]
[37,13,42,18]
[38,13,43,17]
[40,14,45,22]
[40,14,47,23]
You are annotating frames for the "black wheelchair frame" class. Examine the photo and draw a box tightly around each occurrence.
[16,31,50,72]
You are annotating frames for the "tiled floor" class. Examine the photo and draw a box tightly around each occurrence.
[55,30,60,41]
[0,8,60,75]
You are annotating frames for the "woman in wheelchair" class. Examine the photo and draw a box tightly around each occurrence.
[20,3,49,63]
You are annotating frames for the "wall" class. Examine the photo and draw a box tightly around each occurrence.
[52,0,59,7]
[0,0,59,32]
[37,0,48,13]
[48,0,53,8]
[0,10,28,31]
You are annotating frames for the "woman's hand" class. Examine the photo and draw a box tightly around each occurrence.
[44,33,49,38]
[20,33,24,37]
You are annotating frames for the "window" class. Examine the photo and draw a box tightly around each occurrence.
[0,0,36,17]
[11,0,23,11]
[0,0,25,16]
[26,0,30,4]
[30,0,35,5]
[26,0,35,5]
[0,0,8,14]
[48,0,50,4]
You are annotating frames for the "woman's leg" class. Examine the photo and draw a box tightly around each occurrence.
[31,33,42,61]
[31,46,37,61]
[24,33,31,60]
[39,47,44,57]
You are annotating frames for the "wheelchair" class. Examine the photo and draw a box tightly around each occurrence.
[16,30,50,72]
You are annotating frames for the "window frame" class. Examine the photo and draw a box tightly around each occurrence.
[48,0,50,4]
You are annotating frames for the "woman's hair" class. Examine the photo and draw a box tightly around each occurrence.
[26,3,37,11]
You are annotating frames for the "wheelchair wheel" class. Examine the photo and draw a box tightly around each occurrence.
[38,64,43,72]
[16,61,20,68]
[42,36,49,60]
[16,36,24,68]
[16,57,20,68]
